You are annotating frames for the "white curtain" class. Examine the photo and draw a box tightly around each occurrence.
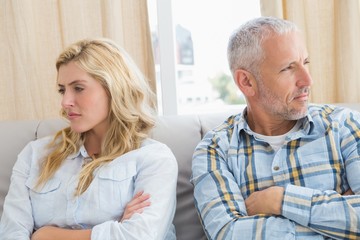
[0,0,155,120]
[260,0,360,104]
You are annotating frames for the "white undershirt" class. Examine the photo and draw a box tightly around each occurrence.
[250,120,301,151]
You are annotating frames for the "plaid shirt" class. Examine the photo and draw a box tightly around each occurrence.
[191,104,360,239]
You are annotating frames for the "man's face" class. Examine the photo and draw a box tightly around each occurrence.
[255,31,312,120]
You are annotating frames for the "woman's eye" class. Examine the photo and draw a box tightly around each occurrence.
[74,87,84,92]
[58,89,65,95]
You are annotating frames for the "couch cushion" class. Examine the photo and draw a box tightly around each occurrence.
[0,120,40,215]
[199,109,243,137]
[35,118,68,138]
[151,115,206,240]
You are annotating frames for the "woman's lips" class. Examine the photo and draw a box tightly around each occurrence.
[68,112,81,120]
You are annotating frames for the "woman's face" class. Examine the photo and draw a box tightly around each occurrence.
[57,61,110,137]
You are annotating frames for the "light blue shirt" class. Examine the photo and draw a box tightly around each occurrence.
[191,104,360,239]
[0,136,178,240]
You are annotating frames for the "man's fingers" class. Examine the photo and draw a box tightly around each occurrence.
[343,188,354,196]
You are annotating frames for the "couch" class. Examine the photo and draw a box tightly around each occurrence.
[1,103,360,239]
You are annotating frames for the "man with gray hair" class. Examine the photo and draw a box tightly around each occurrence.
[191,16,360,239]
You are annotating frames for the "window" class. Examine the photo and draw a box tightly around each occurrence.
[148,0,261,115]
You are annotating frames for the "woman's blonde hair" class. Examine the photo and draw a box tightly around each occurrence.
[37,38,156,195]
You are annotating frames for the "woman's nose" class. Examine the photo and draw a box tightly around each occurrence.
[61,91,74,108]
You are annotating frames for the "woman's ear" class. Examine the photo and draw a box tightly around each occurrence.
[234,69,256,96]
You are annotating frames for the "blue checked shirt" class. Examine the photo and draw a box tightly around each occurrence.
[191,104,360,239]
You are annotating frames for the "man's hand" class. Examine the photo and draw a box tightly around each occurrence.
[343,188,354,196]
[120,191,151,222]
[245,186,284,216]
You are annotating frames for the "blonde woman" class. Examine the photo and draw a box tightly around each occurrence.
[0,39,178,240]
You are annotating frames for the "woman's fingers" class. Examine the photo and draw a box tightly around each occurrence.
[120,191,151,222]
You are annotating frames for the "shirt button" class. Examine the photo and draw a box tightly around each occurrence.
[273,166,280,171]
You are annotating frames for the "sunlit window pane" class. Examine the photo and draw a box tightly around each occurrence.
[148,0,261,115]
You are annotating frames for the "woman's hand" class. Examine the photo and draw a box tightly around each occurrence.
[31,226,55,240]
[31,226,91,240]
[120,191,151,222]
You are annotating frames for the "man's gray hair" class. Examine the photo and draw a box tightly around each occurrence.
[227,16,299,79]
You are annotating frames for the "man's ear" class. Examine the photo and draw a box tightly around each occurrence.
[234,69,256,96]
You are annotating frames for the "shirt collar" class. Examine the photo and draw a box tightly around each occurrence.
[237,106,314,135]
[68,145,88,160]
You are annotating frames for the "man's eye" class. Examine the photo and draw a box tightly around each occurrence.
[281,66,293,72]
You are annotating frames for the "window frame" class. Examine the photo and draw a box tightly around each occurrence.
[154,0,178,115]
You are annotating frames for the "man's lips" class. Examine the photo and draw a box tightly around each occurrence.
[293,93,308,101]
